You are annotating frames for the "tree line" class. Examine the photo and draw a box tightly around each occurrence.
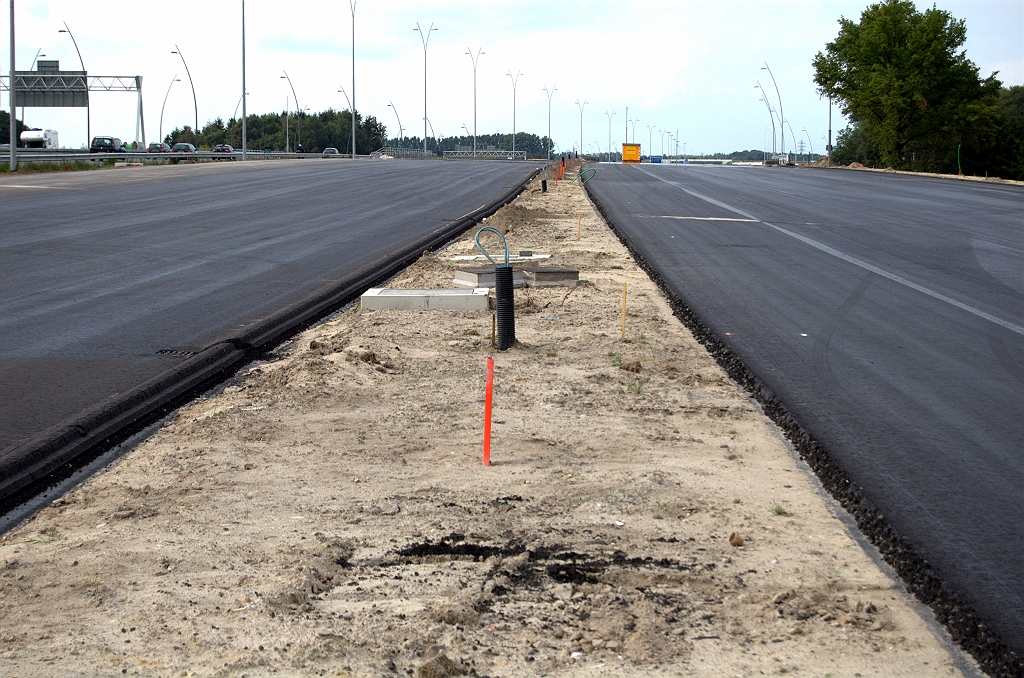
[814,0,1023,180]
[165,108,386,154]
[386,132,554,158]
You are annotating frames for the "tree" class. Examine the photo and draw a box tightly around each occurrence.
[813,0,1001,172]
[165,108,387,154]
[0,111,29,147]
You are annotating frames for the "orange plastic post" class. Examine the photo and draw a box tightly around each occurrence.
[483,356,494,466]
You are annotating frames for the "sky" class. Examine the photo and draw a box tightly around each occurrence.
[3,0,1022,155]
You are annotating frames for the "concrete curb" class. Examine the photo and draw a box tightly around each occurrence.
[0,168,539,509]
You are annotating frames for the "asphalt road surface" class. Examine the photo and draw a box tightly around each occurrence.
[586,163,1024,657]
[0,159,537,453]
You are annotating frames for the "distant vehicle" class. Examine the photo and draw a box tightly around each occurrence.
[295,144,305,154]
[90,136,125,153]
[148,142,171,153]
[171,143,196,153]
[212,144,235,153]
[322,147,340,156]
[21,128,59,149]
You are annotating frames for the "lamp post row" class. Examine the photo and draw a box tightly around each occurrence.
[4,4,712,164]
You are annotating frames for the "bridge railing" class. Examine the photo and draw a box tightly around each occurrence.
[443,150,527,160]
[369,147,437,159]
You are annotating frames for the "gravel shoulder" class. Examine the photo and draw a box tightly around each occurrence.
[0,161,980,677]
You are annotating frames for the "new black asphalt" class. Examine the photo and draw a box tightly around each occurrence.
[585,163,1023,664]
[1,159,537,457]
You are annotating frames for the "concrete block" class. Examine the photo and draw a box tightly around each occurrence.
[360,288,490,311]
[520,265,580,287]
[453,267,526,288]
[451,253,552,263]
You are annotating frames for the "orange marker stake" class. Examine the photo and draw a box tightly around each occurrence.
[621,282,628,341]
[483,356,494,466]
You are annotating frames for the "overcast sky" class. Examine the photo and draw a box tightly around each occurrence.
[4,0,1022,154]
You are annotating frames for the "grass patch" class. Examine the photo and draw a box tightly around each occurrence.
[1,159,116,174]
[771,503,790,516]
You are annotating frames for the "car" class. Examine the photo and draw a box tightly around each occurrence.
[322,147,340,156]
[148,142,171,153]
[212,144,235,153]
[90,136,125,153]
[171,143,196,153]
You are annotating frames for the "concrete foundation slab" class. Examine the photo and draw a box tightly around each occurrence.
[453,268,526,288]
[360,288,490,311]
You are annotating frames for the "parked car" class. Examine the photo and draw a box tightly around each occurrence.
[148,142,171,153]
[322,147,340,156]
[90,136,125,153]
[212,144,235,153]
[171,143,196,153]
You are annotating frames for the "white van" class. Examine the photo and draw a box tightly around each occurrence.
[21,129,59,149]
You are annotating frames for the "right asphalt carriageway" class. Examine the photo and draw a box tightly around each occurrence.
[585,163,1024,664]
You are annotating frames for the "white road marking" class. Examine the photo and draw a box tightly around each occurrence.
[635,165,1024,337]
[0,184,66,189]
[638,215,760,222]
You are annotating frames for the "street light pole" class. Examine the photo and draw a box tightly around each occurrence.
[414,22,437,157]
[646,123,656,161]
[465,46,484,158]
[19,48,43,125]
[755,82,776,155]
[388,101,403,143]
[543,84,556,160]
[241,0,246,160]
[507,70,521,157]
[761,62,784,157]
[802,127,814,161]
[172,45,198,147]
[159,75,180,142]
[350,0,356,159]
[827,95,832,167]
[281,71,300,148]
[604,110,615,162]
[574,99,587,159]
[59,23,87,148]
[630,118,640,145]
[9,0,15,171]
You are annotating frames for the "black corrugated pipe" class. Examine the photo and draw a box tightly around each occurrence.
[474,226,515,350]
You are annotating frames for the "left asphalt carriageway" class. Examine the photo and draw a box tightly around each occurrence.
[0,159,537,457]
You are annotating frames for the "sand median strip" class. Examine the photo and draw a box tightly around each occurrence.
[0,160,977,677]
